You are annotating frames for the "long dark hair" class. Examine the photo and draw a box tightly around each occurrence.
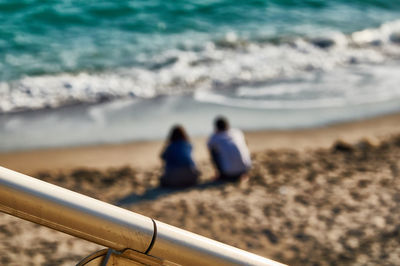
[168,125,189,143]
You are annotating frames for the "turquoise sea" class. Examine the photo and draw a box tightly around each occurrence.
[1,0,400,151]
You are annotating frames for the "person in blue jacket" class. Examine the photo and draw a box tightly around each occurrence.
[160,125,200,188]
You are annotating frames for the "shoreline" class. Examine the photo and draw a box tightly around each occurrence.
[1,111,400,175]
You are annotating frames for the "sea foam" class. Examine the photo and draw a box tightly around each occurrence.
[1,20,400,114]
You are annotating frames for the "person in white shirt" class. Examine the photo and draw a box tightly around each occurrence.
[207,116,251,182]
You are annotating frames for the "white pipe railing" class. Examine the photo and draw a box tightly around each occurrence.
[0,166,285,266]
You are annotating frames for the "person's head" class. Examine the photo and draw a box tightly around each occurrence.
[168,125,189,142]
[214,116,229,132]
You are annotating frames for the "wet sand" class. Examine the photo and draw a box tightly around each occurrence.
[1,112,400,265]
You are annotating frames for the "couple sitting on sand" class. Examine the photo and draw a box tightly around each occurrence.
[160,116,252,188]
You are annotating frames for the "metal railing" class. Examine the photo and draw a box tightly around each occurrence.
[0,166,285,266]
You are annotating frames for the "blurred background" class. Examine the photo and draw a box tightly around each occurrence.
[1,0,400,151]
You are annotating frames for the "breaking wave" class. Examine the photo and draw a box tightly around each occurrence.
[1,20,400,113]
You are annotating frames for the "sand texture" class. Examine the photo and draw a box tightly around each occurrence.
[1,114,400,265]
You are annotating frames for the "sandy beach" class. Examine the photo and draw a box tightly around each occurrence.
[1,112,400,265]
[2,1,400,265]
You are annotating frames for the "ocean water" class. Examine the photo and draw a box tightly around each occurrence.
[1,0,400,151]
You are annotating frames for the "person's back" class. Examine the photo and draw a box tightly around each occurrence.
[208,117,251,181]
[160,125,199,188]
[162,140,195,171]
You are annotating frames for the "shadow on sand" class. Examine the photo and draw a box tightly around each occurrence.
[115,179,228,206]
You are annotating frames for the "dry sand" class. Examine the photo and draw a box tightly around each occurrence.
[1,112,400,265]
